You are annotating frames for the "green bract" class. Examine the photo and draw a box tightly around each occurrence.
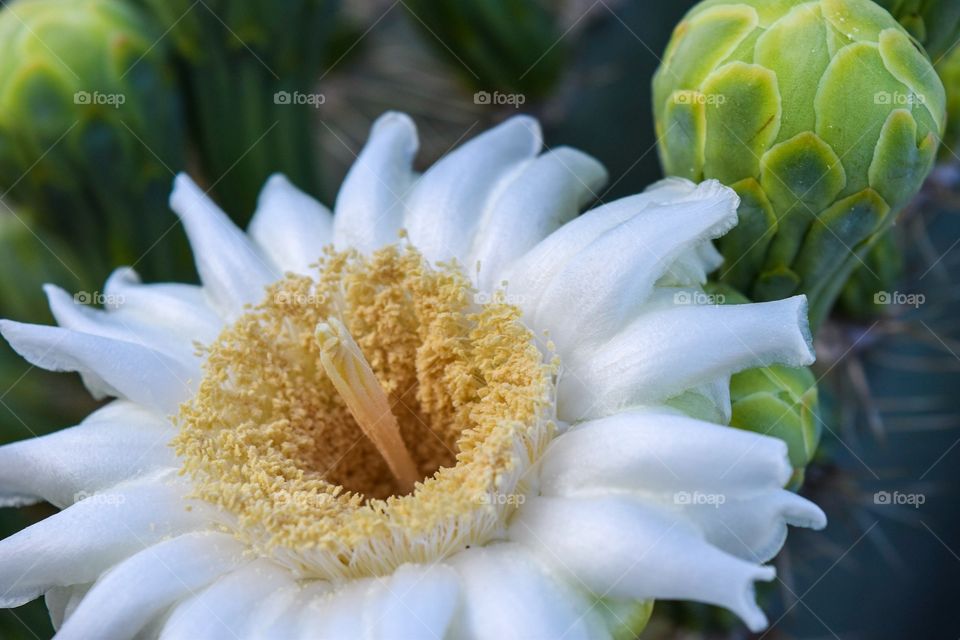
[653,0,945,329]
[873,0,960,60]
[0,0,188,284]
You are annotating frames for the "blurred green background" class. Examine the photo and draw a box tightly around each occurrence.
[0,0,958,638]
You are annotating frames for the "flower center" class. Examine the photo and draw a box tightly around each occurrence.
[175,244,556,579]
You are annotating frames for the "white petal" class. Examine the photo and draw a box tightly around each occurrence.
[510,496,776,633]
[240,581,331,638]
[558,296,815,421]
[333,112,419,253]
[667,376,732,424]
[103,268,221,346]
[685,491,826,563]
[539,409,794,498]
[56,532,245,640]
[468,147,607,290]
[533,180,739,347]
[249,173,333,275]
[45,583,91,631]
[404,116,542,265]
[44,284,200,373]
[0,401,176,508]
[502,177,702,311]
[366,563,460,640]
[159,559,293,640]
[447,544,608,640]
[658,241,725,287]
[0,320,195,414]
[295,579,375,639]
[169,174,278,320]
[0,473,212,608]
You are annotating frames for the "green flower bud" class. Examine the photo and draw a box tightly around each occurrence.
[402,0,566,98]
[0,0,189,283]
[873,0,960,60]
[133,0,341,219]
[706,283,821,489]
[653,0,945,330]
[730,364,820,490]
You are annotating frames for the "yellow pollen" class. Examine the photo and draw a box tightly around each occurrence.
[174,244,557,580]
[314,317,420,493]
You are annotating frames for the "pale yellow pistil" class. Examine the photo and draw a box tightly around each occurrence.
[315,316,420,493]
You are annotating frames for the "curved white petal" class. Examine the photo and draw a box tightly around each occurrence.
[333,112,419,253]
[294,579,375,639]
[159,559,294,640]
[238,581,331,638]
[0,473,211,608]
[403,116,542,265]
[44,284,200,373]
[0,320,195,414]
[684,490,826,564]
[366,563,460,640]
[45,583,91,631]
[447,544,608,640]
[533,180,739,347]
[169,174,278,320]
[287,565,459,640]
[540,409,795,498]
[0,401,176,508]
[659,240,725,287]
[56,532,245,640]
[468,147,607,290]
[668,375,732,424]
[502,177,702,311]
[249,174,333,275]
[558,296,815,421]
[510,495,777,633]
[103,268,221,346]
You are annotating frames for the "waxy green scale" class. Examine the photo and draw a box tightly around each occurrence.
[654,0,945,329]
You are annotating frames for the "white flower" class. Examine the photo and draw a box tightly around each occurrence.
[0,112,825,639]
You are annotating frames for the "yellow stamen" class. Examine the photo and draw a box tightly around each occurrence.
[176,245,555,580]
[315,316,420,493]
